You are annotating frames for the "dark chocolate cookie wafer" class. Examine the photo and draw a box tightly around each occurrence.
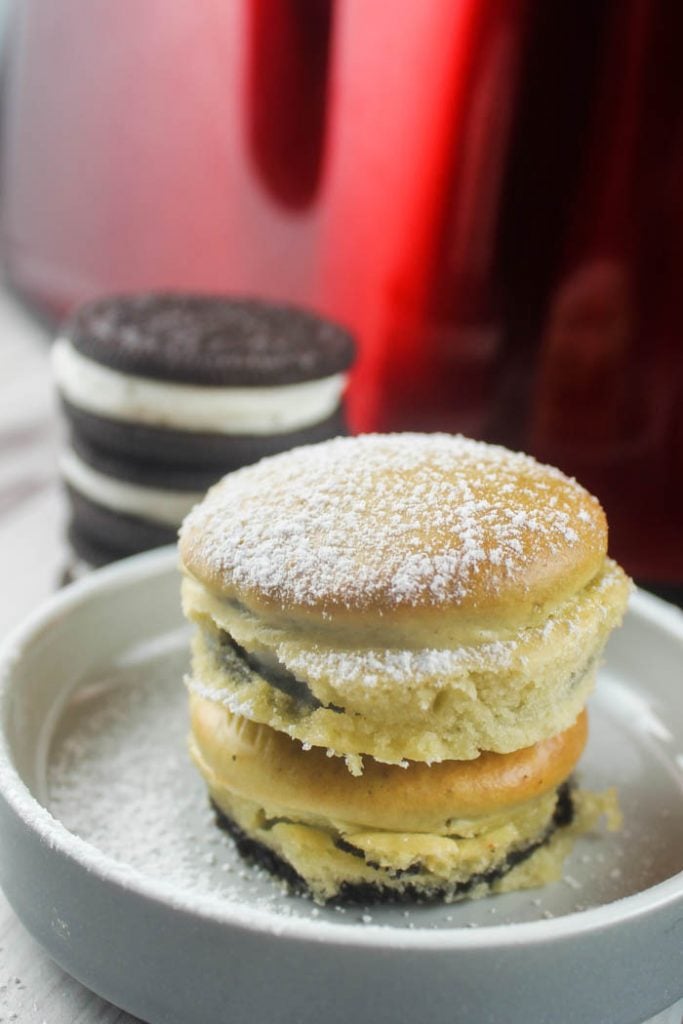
[67,293,355,385]
[62,400,348,470]
[66,487,178,563]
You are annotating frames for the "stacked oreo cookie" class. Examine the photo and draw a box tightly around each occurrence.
[53,294,355,568]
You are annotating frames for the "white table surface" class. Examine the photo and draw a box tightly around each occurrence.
[0,290,680,1024]
[0,291,142,1023]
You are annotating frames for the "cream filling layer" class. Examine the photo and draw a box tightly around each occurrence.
[186,626,598,771]
[53,337,346,435]
[181,558,630,682]
[61,448,204,526]
[181,561,629,768]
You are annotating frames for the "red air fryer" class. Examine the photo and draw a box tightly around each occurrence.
[1,0,682,586]
[1,0,515,431]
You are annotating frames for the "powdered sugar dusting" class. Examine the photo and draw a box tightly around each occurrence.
[188,559,627,695]
[180,434,605,610]
[278,641,516,690]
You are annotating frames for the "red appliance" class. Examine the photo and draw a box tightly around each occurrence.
[1,0,520,432]
[1,1,682,584]
[511,1,683,584]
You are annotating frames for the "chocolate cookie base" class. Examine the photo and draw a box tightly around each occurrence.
[70,433,222,492]
[67,523,131,569]
[66,294,356,386]
[210,784,575,905]
[62,399,348,468]
[66,487,177,565]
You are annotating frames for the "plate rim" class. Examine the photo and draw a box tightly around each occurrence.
[1,545,682,951]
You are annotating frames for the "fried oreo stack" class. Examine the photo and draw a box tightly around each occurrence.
[179,434,630,904]
[53,294,355,568]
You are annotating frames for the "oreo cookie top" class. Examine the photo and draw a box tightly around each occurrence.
[64,294,355,386]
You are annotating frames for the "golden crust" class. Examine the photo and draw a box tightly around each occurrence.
[189,695,588,832]
[179,434,607,634]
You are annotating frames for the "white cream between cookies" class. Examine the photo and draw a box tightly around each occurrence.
[52,337,346,435]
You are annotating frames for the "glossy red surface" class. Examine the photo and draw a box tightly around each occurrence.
[2,1,682,579]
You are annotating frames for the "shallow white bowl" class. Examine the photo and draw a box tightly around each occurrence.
[0,547,682,1024]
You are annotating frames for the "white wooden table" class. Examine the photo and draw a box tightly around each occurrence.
[0,290,680,1024]
[0,292,142,1022]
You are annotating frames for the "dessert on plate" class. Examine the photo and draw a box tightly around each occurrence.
[179,433,630,902]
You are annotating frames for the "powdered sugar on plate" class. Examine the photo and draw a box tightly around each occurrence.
[47,638,297,916]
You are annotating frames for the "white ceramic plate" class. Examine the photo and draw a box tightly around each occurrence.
[0,547,682,1024]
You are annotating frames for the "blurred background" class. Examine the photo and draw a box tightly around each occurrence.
[0,7,682,1022]
[0,0,682,603]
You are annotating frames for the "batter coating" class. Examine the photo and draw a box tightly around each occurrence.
[190,701,619,903]
[180,434,611,632]
[179,433,630,901]
[183,559,627,770]
[207,787,618,904]
[181,434,630,769]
